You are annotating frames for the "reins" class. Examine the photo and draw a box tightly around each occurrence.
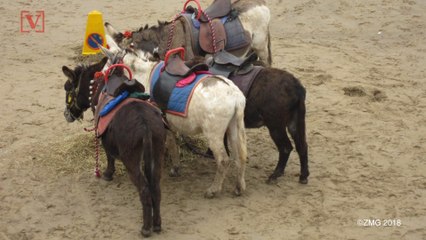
[84,126,101,178]
[84,71,105,178]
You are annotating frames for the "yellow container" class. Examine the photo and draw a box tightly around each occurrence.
[82,10,106,55]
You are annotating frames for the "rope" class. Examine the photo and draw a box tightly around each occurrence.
[166,12,182,52]
[84,127,101,178]
[202,11,218,54]
[167,8,218,54]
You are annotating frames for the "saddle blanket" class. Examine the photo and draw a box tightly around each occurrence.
[150,62,211,117]
[95,95,148,137]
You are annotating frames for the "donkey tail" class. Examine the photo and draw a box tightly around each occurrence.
[227,95,247,194]
[267,28,272,66]
[142,128,154,185]
[289,83,309,183]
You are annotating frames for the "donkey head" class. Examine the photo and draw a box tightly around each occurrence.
[131,23,164,57]
[105,21,164,60]
[61,57,108,122]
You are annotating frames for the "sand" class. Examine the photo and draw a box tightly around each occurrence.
[0,0,425,239]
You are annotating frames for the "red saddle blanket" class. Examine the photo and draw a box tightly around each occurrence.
[94,94,148,137]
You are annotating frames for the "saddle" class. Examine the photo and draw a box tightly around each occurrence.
[199,0,232,22]
[105,73,145,97]
[207,50,263,96]
[165,54,209,77]
[207,50,258,78]
[198,0,232,53]
[153,49,209,110]
[94,68,148,137]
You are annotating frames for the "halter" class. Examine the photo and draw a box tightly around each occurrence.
[65,74,87,121]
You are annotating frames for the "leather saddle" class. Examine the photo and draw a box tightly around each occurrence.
[165,54,209,77]
[153,54,209,110]
[207,50,258,78]
[93,70,148,136]
[199,0,232,22]
[198,0,232,53]
[105,73,145,97]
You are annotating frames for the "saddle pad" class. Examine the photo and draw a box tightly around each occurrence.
[150,62,212,117]
[182,13,250,54]
[229,66,263,97]
[223,17,250,51]
[96,97,148,137]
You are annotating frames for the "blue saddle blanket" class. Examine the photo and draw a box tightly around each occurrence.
[150,62,211,117]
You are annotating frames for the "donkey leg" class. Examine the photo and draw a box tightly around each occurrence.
[205,137,230,198]
[102,153,116,181]
[146,150,162,233]
[266,125,293,184]
[125,161,153,237]
[165,131,180,177]
[139,180,154,237]
[288,122,309,184]
[151,178,162,233]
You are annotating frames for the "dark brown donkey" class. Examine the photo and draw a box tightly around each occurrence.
[62,58,167,237]
[185,51,310,184]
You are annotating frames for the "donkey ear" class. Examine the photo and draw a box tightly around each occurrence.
[105,22,124,44]
[62,66,75,80]
[93,57,108,72]
[105,22,119,36]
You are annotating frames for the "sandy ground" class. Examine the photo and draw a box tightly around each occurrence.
[1,0,425,239]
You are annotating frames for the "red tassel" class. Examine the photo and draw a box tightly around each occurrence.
[123,31,132,39]
[95,168,101,178]
[94,71,104,79]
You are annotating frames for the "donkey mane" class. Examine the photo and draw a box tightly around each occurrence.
[138,21,169,32]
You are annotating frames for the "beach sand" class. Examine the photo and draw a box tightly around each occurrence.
[0,0,425,239]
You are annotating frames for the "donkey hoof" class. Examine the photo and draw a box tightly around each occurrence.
[204,190,218,199]
[299,177,308,184]
[265,177,277,185]
[267,170,285,184]
[153,225,162,233]
[169,167,180,177]
[141,227,152,237]
[234,187,244,196]
[102,173,114,181]
[266,173,282,185]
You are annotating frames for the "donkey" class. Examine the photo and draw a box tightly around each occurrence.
[62,58,167,237]
[185,51,310,184]
[106,0,272,65]
[107,26,310,184]
[101,39,248,198]
[106,30,310,184]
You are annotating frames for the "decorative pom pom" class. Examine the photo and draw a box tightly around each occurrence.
[95,168,101,178]
[94,71,104,79]
[123,31,133,39]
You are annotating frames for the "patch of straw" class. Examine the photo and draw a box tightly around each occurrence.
[36,132,209,177]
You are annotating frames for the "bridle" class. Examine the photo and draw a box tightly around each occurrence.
[65,75,86,121]
[64,51,127,121]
